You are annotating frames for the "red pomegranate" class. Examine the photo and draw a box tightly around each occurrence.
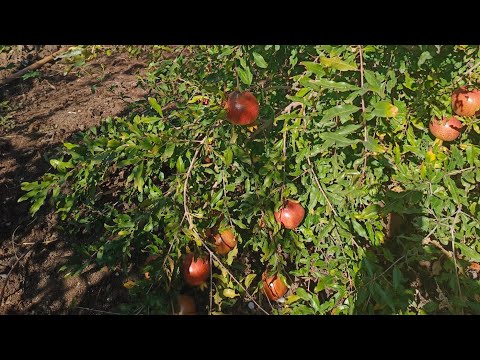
[182,253,210,286]
[213,229,237,255]
[262,272,288,301]
[429,116,463,142]
[451,87,480,117]
[225,91,259,125]
[274,199,305,230]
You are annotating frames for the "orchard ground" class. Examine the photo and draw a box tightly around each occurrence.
[0,46,148,314]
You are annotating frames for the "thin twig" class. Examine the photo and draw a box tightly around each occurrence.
[358,45,368,175]
[358,45,366,115]
[209,251,213,315]
[75,306,123,315]
[202,243,269,315]
[450,206,463,314]
[0,46,71,87]
[180,132,269,315]
[0,248,33,306]
[181,135,209,227]
[465,59,480,76]
[446,166,475,177]
[306,156,338,217]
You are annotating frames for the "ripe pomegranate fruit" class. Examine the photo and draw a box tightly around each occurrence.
[225,91,259,125]
[213,229,237,255]
[182,253,210,286]
[274,199,305,230]
[262,272,288,301]
[177,295,197,315]
[451,87,480,117]
[429,116,463,142]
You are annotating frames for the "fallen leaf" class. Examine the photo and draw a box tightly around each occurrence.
[469,262,480,271]
[123,280,136,289]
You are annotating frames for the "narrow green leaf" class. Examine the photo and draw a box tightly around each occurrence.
[308,78,360,92]
[455,242,480,262]
[364,70,382,94]
[321,105,361,123]
[300,61,325,77]
[163,143,176,160]
[176,156,185,174]
[318,133,360,148]
[252,52,268,68]
[148,97,163,117]
[363,136,387,153]
[237,67,253,86]
[224,148,233,167]
[443,176,460,204]
[352,219,368,238]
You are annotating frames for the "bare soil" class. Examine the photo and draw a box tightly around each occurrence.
[0,45,150,314]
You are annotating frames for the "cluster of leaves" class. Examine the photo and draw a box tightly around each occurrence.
[19,45,480,314]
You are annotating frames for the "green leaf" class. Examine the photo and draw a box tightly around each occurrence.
[364,70,382,94]
[300,61,325,77]
[320,56,357,71]
[418,51,432,67]
[296,288,311,301]
[163,143,175,159]
[321,105,361,123]
[393,266,402,292]
[318,132,360,148]
[30,194,47,215]
[372,101,399,118]
[308,78,360,92]
[352,219,368,238]
[133,162,144,193]
[443,176,460,204]
[176,156,185,174]
[148,97,163,117]
[224,148,233,167]
[252,52,268,68]
[334,124,362,137]
[118,158,140,168]
[237,67,253,86]
[455,242,480,262]
[363,136,387,153]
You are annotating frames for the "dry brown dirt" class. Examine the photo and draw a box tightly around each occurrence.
[0,45,151,314]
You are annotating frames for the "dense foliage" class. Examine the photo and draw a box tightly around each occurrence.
[19,45,480,314]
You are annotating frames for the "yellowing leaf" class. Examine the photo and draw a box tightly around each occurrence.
[426,150,436,162]
[247,125,258,132]
[226,245,238,266]
[244,273,256,289]
[123,280,136,289]
[285,294,301,304]
[320,56,357,71]
[223,288,239,298]
[188,95,203,104]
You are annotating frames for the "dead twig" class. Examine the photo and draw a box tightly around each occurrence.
[358,45,369,175]
[0,46,72,87]
[450,206,463,314]
[75,306,123,315]
[0,248,33,306]
[306,156,338,217]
